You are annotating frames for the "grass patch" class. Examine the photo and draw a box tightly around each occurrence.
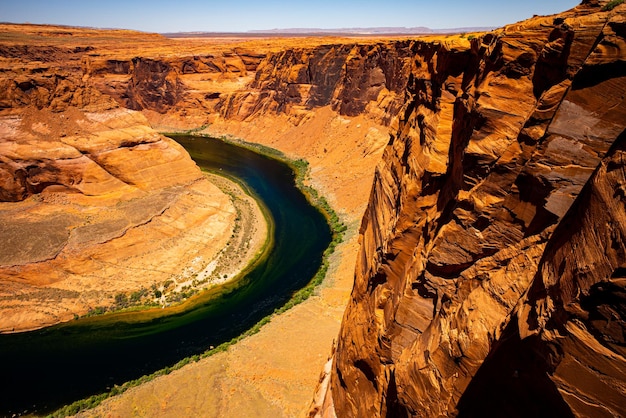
[49,133,347,418]
[603,0,624,11]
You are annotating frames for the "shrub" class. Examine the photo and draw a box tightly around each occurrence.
[130,289,146,303]
[603,0,624,11]
[114,293,128,306]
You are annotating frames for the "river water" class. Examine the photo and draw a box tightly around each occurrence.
[0,135,331,416]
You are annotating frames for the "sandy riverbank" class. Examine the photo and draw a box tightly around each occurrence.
[151,171,269,307]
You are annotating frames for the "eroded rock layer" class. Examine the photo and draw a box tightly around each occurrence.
[323,2,626,417]
[220,41,416,125]
[0,105,238,332]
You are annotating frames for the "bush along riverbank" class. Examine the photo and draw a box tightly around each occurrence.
[49,134,347,418]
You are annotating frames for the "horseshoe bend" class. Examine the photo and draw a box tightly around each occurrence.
[1,0,626,416]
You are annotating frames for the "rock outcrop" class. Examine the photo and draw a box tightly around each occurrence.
[0,104,239,332]
[320,1,626,416]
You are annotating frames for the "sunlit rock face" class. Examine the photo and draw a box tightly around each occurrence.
[323,2,626,416]
[85,52,263,115]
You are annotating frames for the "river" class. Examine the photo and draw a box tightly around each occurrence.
[0,135,332,416]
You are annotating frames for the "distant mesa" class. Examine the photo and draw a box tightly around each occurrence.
[162,26,496,37]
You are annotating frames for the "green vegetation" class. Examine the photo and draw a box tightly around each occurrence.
[130,288,147,303]
[81,286,159,318]
[85,306,107,317]
[603,0,624,11]
[114,293,128,306]
[160,124,210,136]
[49,133,347,417]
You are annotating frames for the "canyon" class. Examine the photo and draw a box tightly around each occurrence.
[1,0,625,416]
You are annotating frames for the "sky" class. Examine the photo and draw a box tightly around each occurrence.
[0,0,582,33]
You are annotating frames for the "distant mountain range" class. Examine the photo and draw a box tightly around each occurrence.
[163,26,496,38]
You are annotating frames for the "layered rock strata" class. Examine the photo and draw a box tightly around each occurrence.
[219,41,418,126]
[0,105,239,332]
[0,27,264,117]
[321,1,626,416]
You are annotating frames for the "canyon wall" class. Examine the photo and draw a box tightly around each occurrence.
[0,31,414,130]
[219,41,416,125]
[0,34,262,116]
[321,1,626,417]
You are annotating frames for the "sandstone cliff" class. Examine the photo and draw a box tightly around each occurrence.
[218,41,416,126]
[321,1,626,416]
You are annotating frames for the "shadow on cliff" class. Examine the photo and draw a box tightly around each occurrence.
[457,131,626,418]
[455,319,574,418]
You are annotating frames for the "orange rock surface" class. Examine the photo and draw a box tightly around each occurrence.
[0,104,242,332]
[320,2,626,417]
[3,1,626,416]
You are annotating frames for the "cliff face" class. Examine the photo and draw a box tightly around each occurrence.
[85,52,263,114]
[0,26,264,116]
[220,42,416,125]
[0,26,426,129]
[0,45,116,112]
[325,2,626,416]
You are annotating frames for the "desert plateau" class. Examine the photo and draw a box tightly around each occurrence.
[1,0,626,417]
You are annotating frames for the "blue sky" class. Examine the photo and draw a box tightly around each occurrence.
[0,0,582,33]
